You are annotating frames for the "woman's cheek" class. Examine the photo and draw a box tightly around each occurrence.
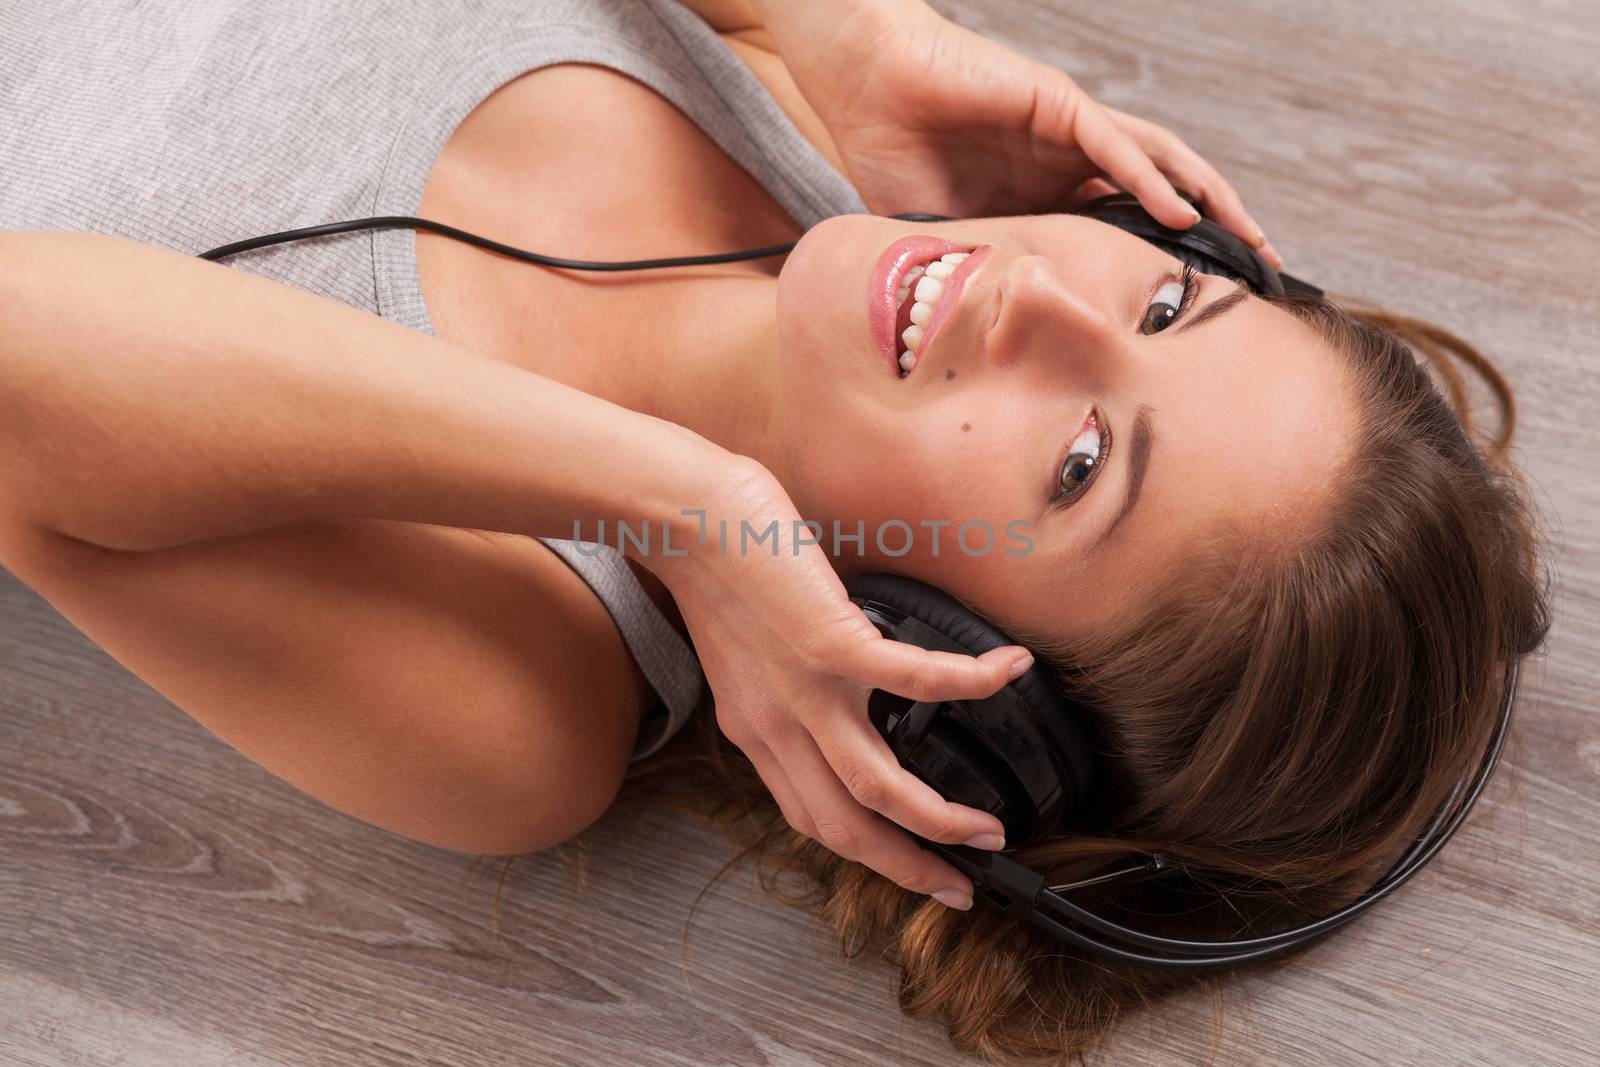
[882,435,997,553]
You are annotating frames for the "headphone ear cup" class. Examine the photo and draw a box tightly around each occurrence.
[846,573,1097,841]
[850,571,1014,658]
[900,705,1034,829]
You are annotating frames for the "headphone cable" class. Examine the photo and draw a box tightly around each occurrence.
[196,212,951,269]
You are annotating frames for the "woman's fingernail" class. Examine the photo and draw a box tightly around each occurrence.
[933,888,974,911]
[1007,652,1034,680]
[963,833,1006,850]
[1261,240,1284,270]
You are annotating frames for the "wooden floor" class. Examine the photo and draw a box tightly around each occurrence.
[3,2,1597,1064]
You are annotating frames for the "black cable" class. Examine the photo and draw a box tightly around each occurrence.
[196,212,952,268]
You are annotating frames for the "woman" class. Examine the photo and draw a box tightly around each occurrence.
[0,0,1551,1060]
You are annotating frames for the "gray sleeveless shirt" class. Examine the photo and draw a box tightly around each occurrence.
[0,0,869,760]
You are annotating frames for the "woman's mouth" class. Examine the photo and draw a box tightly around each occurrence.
[870,236,972,377]
[869,236,993,378]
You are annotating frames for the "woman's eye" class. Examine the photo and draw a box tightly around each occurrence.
[1139,277,1190,335]
[1056,425,1103,505]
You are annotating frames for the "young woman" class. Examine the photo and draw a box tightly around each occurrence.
[0,0,1550,1059]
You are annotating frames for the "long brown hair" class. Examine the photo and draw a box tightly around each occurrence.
[497,292,1553,1064]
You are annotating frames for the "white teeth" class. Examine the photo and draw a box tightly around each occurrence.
[893,250,974,376]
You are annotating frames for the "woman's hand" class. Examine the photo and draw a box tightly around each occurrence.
[750,0,1283,269]
[644,459,1028,910]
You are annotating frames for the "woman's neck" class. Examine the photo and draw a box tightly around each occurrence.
[619,28,827,488]
[551,26,813,489]
[603,266,792,489]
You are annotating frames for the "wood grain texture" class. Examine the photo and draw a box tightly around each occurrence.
[3,1,1597,1063]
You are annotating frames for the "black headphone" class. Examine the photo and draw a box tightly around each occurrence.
[197,193,1521,972]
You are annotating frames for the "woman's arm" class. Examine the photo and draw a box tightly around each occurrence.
[0,230,740,554]
[0,234,1025,902]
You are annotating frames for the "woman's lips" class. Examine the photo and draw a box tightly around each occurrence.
[870,235,971,377]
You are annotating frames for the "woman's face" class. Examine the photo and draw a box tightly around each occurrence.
[769,212,1358,642]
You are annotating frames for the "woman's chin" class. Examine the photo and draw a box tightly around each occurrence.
[779,214,906,393]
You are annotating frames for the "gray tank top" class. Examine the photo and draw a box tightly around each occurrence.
[0,0,868,761]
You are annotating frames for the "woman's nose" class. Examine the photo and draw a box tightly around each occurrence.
[987,254,1122,372]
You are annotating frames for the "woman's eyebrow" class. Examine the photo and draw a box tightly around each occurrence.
[1092,403,1154,551]
[1172,277,1251,336]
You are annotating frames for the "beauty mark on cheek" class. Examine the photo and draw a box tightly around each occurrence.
[961,423,971,432]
